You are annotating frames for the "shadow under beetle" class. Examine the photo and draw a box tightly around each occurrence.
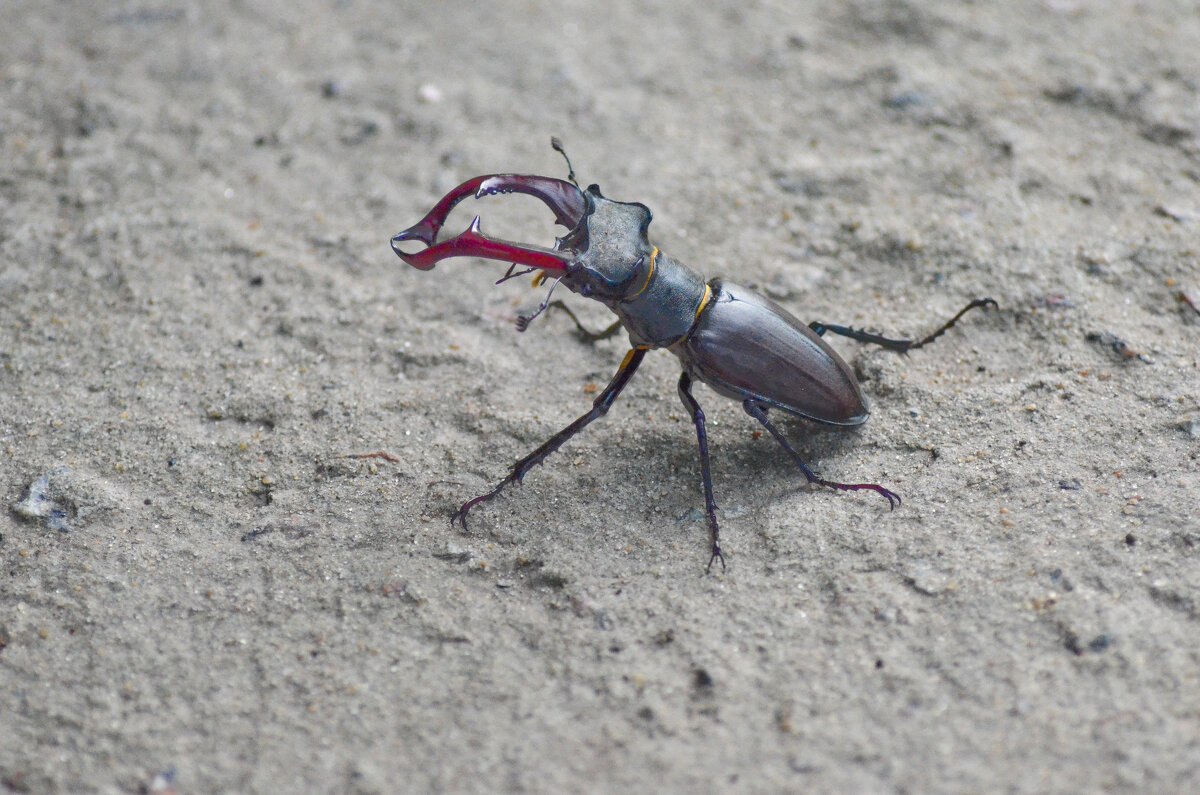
[391,142,995,571]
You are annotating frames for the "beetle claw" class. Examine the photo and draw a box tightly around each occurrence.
[706,546,726,574]
[831,481,901,508]
[879,486,902,509]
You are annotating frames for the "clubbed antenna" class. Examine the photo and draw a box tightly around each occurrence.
[551,137,578,187]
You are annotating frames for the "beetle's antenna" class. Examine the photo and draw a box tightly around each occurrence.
[551,137,578,188]
[516,275,565,332]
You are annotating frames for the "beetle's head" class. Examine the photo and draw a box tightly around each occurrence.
[556,185,654,304]
[390,176,655,304]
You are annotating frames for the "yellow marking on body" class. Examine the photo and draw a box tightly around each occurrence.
[531,272,547,288]
[666,285,713,351]
[626,247,657,300]
[693,283,712,322]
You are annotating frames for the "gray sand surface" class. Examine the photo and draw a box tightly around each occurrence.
[2,2,1198,792]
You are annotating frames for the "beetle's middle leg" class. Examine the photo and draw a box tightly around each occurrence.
[543,300,624,343]
[743,400,901,509]
[453,347,647,528]
[809,297,997,353]
[677,372,725,573]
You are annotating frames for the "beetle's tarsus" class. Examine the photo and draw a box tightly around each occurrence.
[808,479,900,507]
[905,297,997,351]
[744,400,901,508]
[452,470,531,529]
[451,504,471,529]
[452,493,489,529]
[810,297,997,353]
[706,545,726,574]
[833,482,901,508]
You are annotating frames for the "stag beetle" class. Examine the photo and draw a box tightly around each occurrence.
[391,141,995,570]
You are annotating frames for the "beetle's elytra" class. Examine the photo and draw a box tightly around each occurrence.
[391,142,995,570]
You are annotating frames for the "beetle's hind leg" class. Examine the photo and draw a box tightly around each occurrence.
[453,347,647,528]
[809,297,997,353]
[677,372,725,572]
[743,400,900,509]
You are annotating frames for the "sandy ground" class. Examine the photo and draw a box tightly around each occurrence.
[2,1,1199,792]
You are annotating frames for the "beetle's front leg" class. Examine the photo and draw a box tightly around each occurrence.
[809,297,997,353]
[677,372,725,573]
[454,347,647,528]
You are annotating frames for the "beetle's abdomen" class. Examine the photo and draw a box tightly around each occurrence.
[679,280,869,426]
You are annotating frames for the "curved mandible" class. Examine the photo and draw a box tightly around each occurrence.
[390,174,586,271]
